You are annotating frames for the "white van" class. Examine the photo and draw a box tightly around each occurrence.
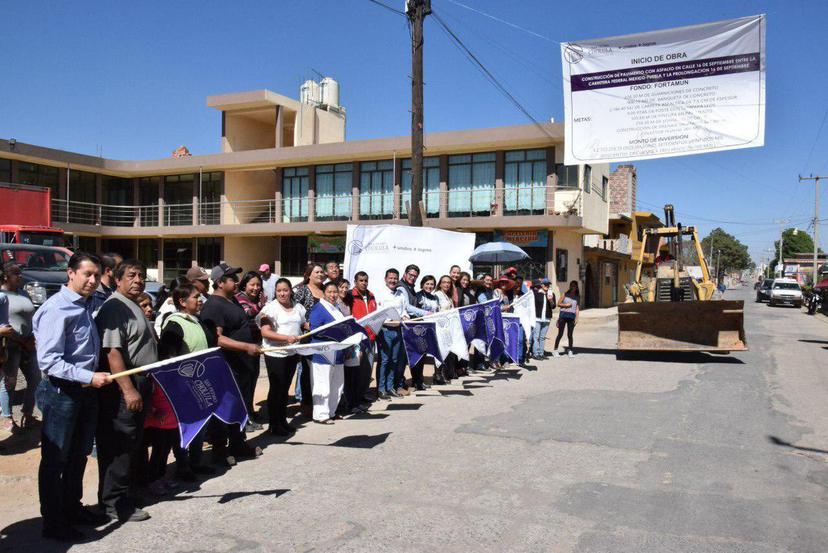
[768,278,803,308]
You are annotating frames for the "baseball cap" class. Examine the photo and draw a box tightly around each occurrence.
[505,266,518,274]
[541,278,551,285]
[185,266,209,283]
[259,263,270,272]
[210,262,242,282]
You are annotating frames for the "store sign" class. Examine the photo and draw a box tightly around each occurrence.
[308,235,345,254]
[561,15,765,164]
[494,230,548,248]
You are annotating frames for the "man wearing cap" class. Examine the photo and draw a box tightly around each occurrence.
[154,266,210,335]
[531,278,555,360]
[199,263,262,465]
[259,263,278,303]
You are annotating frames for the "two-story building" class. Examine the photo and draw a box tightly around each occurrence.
[0,85,609,293]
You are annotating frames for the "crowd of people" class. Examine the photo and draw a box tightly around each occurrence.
[0,251,582,542]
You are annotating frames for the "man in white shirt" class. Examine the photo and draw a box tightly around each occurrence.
[259,263,279,303]
[373,268,417,399]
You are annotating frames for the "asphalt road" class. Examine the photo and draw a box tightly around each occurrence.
[3,287,828,552]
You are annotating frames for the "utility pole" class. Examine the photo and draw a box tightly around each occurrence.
[775,219,789,278]
[716,249,721,285]
[406,0,431,227]
[799,174,825,285]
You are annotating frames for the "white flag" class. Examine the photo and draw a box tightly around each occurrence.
[267,334,363,364]
[511,292,536,346]
[357,305,401,336]
[429,309,470,363]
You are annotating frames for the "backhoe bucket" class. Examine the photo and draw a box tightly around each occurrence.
[617,300,747,352]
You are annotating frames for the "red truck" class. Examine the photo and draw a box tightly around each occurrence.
[0,182,66,247]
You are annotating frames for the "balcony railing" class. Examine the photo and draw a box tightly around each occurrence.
[51,186,582,229]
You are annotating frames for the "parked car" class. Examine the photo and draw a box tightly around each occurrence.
[755,279,774,302]
[768,278,803,308]
[0,243,72,307]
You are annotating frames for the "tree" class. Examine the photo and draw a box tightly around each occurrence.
[698,228,751,279]
[770,227,816,272]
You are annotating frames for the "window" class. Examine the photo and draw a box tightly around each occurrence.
[556,248,569,283]
[164,174,194,225]
[102,177,133,226]
[0,158,11,183]
[68,170,96,204]
[138,176,160,226]
[138,238,159,270]
[448,153,495,217]
[401,157,440,217]
[199,172,223,225]
[100,238,136,259]
[504,149,547,215]
[555,164,579,188]
[316,164,352,221]
[76,236,97,254]
[359,160,394,219]
[584,165,592,194]
[17,162,59,198]
[162,238,193,284]
[281,236,309,276]
[197,237,222,269]
[282,167,309,222]
[598,175,608,200]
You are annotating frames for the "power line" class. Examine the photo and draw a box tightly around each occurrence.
[801,106,828,174]
[430,10,556,140]
[636,199,810,227]
[442,0,555,42]
[365,0,406,16]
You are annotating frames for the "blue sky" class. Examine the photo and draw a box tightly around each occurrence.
[2,0,826,261]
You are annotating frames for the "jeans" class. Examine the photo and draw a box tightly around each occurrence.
[36,378,98,532]
[532,321,550,358]
[1,343,41,417]
[377,328,402,393]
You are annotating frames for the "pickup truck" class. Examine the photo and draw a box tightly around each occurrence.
[0,243,72,307]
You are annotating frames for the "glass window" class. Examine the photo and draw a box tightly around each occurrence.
[504,149,547,215]
[281,236,308,276]
[197,237,222,269]
[282,167,309,222]
[599,175,608,200]
[100,238,136,259]
[316,163,352,221]
[162,238,193,284]
[359,160,394,219]
[556,248,568,283]
[555,165,579,188]
[584,165,592,194]
[138,176,160,226]
[199,172,223,225]
[401,157,440,217]
[164,174,194,226]
[76,236,97,254]
[68,170,97,204]
[102,177,134,227]
[17,162,59,198]
[448,152,495,217]
[0,158,11,183]
[138,238,159,269]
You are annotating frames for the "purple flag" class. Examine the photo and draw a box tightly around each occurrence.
[482,300,506,360]
[149,348,248,448]
[502,315,522,364]
[310,316,368,343]
[458,303,487,346]
[401,321,443,367]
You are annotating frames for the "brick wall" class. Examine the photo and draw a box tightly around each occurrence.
[608,164,636,215]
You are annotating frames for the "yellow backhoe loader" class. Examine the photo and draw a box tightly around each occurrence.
[618,205,747,352]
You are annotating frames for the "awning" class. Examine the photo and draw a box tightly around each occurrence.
[814,279,828,289]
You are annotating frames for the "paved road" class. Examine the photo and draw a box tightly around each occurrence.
[3,288,828,552]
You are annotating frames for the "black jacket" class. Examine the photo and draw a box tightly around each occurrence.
[534,289,554,319]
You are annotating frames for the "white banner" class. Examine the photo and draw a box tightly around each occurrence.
[510,292,536,346]
[344,224,475,289]
[357,305,402,335]
[428,309,470,362]
[561,15,765,164]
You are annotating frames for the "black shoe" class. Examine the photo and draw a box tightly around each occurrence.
[70,506,111,526]
[414,383,427,391]
[42,526,85,542]
[244,421,263,432]
[230,444,262,459]
[377,392,392,401]
[269,425,291,436]
[106,507,151,523]
[357,402,372,411]
[211,451,236,468]
[433,376,447,385]
[387,389,402,398]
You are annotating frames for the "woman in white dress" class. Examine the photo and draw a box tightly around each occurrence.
[307,282,347,424]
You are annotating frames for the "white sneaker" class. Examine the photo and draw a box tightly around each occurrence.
[567,350,574,357]
[552,351,560,358]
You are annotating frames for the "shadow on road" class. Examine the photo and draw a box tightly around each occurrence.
[798,339,828,345]
[1,516,119,552]
[767,435,828,455]
[386,403,423,411]
[573,346,746,364]
[284,432,391,449]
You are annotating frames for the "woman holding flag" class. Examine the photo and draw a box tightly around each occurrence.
[307,282,347,424]
[435,275,463,378]
[258,278,305,436]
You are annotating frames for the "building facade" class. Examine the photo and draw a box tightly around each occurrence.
[1,87,609,293]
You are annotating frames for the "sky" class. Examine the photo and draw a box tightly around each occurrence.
[2,0,826,262]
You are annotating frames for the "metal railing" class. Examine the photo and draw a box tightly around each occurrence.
[51,186,587,229]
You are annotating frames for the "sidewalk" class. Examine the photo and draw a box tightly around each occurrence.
[577,305,618,324]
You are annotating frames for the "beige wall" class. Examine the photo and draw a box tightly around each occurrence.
[551,229,584,298]
[315,108,346,144]
[224,235,278,273]
[223,110,277,152]
[222,169,278,224]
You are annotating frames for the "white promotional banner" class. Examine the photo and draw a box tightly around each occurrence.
[344,224,475,289]
[561,15,765,164]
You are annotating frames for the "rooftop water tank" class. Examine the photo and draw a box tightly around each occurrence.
[319,77,340,108]
[300,79,321,105]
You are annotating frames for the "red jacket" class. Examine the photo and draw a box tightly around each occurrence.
[350,287,378,341]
